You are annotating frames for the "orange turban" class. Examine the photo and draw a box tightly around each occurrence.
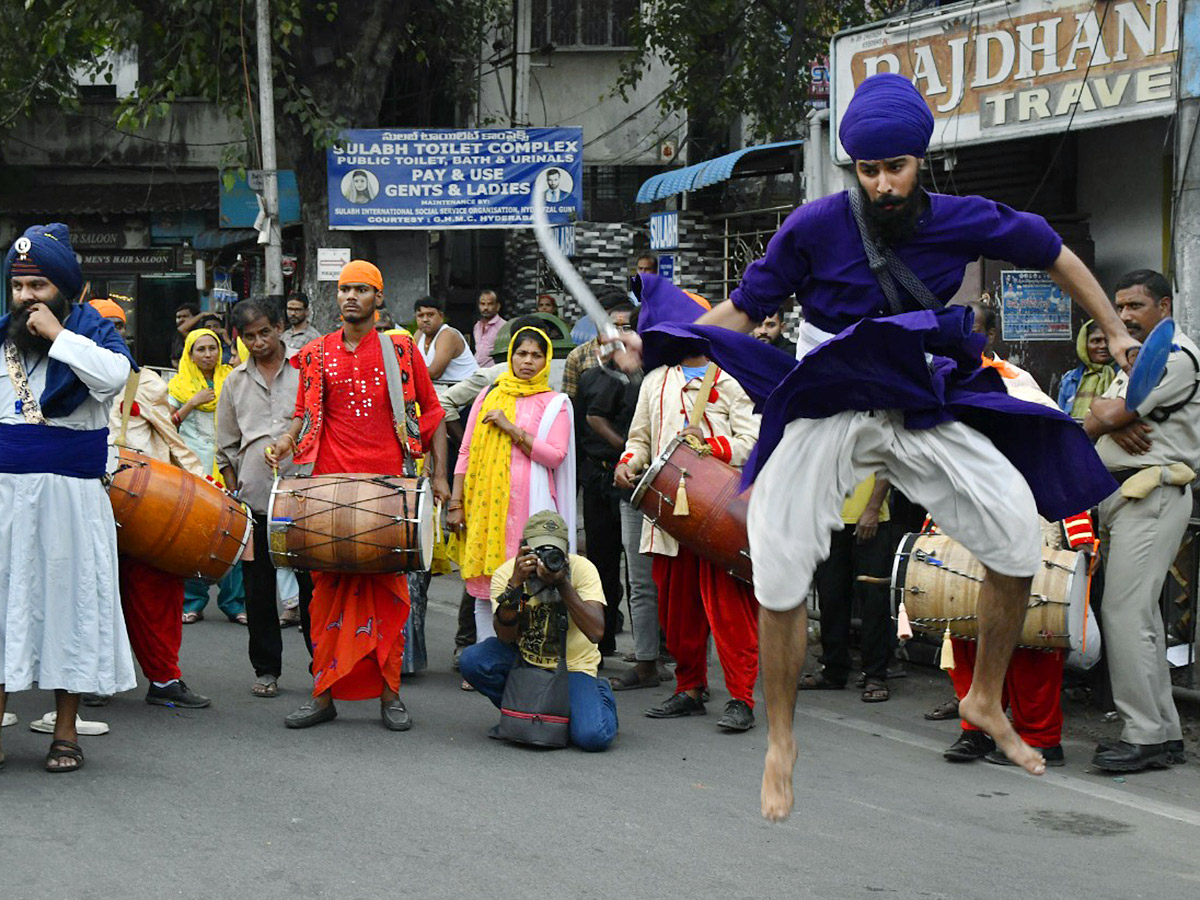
[89,298,126,322]
[339,260,383,291]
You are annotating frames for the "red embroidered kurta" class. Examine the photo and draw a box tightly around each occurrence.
[291,329,444,699]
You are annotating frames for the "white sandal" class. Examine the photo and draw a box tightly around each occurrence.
[28,712,110,736]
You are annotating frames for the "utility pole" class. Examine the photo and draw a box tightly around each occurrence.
[256,0,284,300]
[511,0,531,126]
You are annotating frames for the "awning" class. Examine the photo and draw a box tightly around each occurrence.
[0,179,218,216]
[192,228,258,251]
[636,139,803,204]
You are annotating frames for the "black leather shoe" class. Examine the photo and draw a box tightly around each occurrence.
[146,681,211,709]
[943,730,995,762]
[716,699,755,731]
[986,744,1064,767]
[284,698,336,729]
[645,692,706,718]
[1098,738,1186,765]
[381,699,412,732]
[1091,740,1170,772]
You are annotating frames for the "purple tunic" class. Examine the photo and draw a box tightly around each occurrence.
[638,191,1117,520]
[729,191,1062,333]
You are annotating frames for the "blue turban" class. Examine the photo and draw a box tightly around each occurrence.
[839,73,934,161]
[4,222,84,301]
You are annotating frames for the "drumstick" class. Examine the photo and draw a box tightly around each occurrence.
[688,363,719,428]
[856,575,891,585]
[117,369,140,446]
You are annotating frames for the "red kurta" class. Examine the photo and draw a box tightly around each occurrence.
[296,329,443,700]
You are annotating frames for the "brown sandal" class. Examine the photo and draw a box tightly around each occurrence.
[252,677,279,698]
[861,680,890,703]
[798,671,846,690]
[45,738,84,773]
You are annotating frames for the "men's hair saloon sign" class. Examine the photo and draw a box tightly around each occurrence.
[831,0,1179,163]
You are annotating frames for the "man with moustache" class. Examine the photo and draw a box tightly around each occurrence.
[0,224,137,773]
[612,73,1136,820]
[751,313,796,357]
[283,292,322,353]
[472,289,506,366]
[268,260,449,731]
[1084,269,1198,772]
[218,298,313,699]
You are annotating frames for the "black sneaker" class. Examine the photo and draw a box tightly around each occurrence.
[146,681,211,709]
[943,730,995,762]
[645,692,706,718]
[716,699,755,732]
[985,744,1065,767]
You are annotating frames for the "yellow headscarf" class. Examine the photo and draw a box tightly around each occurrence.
[169,328,233,412]
[458,326,554,580]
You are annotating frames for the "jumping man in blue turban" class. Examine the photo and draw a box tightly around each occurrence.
[0,224,137,773]
[613,73,1139,821]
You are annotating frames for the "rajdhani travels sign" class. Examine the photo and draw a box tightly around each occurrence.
[831,0,1179,163]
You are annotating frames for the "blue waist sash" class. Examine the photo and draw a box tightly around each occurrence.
[0,423,109,479]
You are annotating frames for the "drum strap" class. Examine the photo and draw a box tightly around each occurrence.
[118,368,141,446]
[378,336,414,473]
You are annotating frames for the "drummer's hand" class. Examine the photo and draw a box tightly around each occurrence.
[446,505,466,534]
[1110,420,1153,455]
[482,409,513,432]
[614,463,637,491]
[601,329,643,373]
[266,433,295,464]
[25,303,65,341]
[509,547,538,588]
[679,425,704,441]
[1106,331,1140,374]
[432,477,451,505]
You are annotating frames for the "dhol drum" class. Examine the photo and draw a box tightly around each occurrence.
[890,532,1101,669]
[630,434,752,584]
[267,474,433,573]
[108,447,253,580]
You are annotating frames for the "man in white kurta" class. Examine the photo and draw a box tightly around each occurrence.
[0,223,135,773]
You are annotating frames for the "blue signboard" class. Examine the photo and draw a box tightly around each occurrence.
[999,270,1072,342]
[657,254,675,283]
[327,128,583,230]
[650,211,678,250]
[219,170,301,228]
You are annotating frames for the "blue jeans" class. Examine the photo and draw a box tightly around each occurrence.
[460,638,618,752]
[183,563,245,618]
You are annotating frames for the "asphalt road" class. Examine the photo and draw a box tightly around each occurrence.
[2,573,1198,900]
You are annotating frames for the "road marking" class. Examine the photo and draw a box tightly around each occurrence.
[797,704,1200,829]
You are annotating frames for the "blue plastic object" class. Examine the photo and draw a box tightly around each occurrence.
[1126,317,1176,411]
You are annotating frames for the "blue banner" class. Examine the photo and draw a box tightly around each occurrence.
[327,127,583,229]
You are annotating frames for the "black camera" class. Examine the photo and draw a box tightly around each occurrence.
[532,544,568,574]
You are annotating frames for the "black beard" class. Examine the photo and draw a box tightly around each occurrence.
[862,185,926,245]
[7,293,70,358]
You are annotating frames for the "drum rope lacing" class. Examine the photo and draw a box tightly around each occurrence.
[273,475,422,557]
[895,548,1071,642]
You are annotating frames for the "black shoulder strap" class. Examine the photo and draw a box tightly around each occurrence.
[847,188,942,317]
[1147,344,1200,423]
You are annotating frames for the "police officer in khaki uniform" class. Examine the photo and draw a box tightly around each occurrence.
[1085,269,1199,772]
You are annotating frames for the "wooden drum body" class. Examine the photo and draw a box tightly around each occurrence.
[891,532,1101,669]
[108,447,253,580]
[630,434,753,584]
[268,474,433,574]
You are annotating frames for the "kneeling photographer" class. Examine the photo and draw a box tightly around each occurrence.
[459,511,618,751]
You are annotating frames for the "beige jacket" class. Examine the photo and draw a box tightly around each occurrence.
[621,365,759,556]
[109,369,206,477]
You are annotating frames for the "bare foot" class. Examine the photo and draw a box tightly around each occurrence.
[960,692,1045,775]
[761,736,798,822]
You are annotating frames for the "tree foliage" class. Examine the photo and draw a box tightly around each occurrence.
[617,0,906,153]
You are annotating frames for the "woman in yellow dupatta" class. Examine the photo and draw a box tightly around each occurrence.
[168,328,244,624]
[447,326,576,666]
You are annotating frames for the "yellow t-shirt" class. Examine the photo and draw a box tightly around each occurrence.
[841,475,890,525]
[490,554,605,677]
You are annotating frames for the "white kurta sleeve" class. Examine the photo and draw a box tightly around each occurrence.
[48,329,132,401]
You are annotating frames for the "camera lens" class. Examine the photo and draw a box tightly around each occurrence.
[535,545,567,573]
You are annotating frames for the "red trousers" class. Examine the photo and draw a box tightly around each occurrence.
[947,637,1065,747]
[652,547,759,706]
[119,556,184,683]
